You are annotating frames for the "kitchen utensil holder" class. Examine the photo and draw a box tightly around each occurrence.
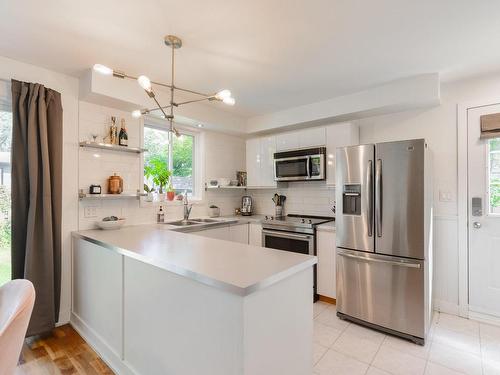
[275,205,283,218]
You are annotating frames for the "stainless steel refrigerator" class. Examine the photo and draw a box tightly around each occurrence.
[335,139,432,345]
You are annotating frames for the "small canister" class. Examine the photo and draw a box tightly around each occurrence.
[89,184,101,194]
[108,173,123,194]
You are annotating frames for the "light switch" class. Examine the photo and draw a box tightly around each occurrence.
[439,190,453,202]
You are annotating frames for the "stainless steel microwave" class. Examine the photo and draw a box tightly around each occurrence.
[274,147,326,181]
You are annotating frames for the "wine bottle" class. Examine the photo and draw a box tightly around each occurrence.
[110,116,118,145]
[119,118,128,146]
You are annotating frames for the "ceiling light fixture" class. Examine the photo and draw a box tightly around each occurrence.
[93,35,236,136]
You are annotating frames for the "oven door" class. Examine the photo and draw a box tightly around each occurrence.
[262,229,314,255]
[274,156,310,181]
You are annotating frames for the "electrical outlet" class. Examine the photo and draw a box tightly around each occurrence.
[84,206,98,218]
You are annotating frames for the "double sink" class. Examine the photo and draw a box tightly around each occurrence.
[165,217,238,232]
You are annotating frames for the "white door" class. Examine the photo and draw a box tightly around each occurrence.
[468,104,500,318]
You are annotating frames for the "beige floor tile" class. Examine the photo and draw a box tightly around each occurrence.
[433,326,481,355]
[383,334,431,360]
[372,344,427,375]
[313,321,343,348]
[332,324,385,364]
[424,362,466,375]
[428,342,482,375]
[313,342,329,365]
[436,313,480,337]
[313,301,330,318]
[314,349,369,375]
[315,306,350,331]
[367,366,392,374]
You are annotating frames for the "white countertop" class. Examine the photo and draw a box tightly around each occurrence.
[73,223,316,296]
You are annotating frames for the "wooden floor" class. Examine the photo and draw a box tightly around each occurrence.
[16,324,114,375]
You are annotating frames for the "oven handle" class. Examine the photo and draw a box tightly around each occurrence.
[262,229,314,240]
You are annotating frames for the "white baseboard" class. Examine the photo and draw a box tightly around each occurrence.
[70,312,135,375]
[469,310,500,327]
[433,299,460,315]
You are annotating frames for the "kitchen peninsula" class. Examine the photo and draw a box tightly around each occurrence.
[71,223,316,375]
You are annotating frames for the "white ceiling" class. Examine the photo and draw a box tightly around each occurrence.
[1,0,500,117]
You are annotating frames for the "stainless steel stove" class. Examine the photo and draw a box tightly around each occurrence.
[262,214,333,234]
[261,214,334,300]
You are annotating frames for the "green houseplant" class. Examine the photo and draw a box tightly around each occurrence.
[144,157,172,201]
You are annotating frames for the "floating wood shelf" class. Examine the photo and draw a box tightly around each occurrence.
[79,141,147,154]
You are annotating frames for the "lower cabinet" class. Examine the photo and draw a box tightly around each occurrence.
[248,223,262,246]
[193,223,254,244]
[195,226,230,240]
[316,229,336,299]
[230,223,249,244]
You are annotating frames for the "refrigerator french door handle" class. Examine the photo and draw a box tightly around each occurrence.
[375,158,382,237]
[337,251,421,269]
[367,160,373,237]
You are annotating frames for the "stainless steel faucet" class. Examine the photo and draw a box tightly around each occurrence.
[183,192,192,221]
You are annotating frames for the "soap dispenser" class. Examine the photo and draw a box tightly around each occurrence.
[157,205,165,223]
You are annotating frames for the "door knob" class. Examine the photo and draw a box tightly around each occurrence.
[473,222,482,229]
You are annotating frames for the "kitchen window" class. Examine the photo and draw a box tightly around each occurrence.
[0,98,11,286]
[143,123,198,199]
[489,138,500,214]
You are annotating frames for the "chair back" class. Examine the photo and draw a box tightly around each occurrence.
[0,279,36,375]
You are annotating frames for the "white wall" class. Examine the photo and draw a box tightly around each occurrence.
[356,70,500,314]
[78,101,247,230]
[0,55,79,324]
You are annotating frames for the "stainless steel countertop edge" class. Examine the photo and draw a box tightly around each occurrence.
[71,230,316,296]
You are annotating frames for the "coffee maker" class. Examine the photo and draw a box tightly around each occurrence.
[241,196,253,216]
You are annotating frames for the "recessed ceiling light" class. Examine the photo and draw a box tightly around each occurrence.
[197,124,204,128]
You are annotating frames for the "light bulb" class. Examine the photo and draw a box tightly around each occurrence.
[93,64,113,76]
[223,96,235,106]
[132,110,142,118]
[137,75,152,92]
[215,89,231,100]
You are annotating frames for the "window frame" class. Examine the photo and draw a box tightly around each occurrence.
[142,118,202,201]
[486,137,500,216]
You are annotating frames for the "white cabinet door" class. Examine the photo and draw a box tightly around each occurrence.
[276,131,299,151]
[246,138,261,188]
[299,127,326,148]
[326,123,359,186]
[195,226,230,240]
[260,136,277,187]
[248,223,262,246]
[316,230,336,299]
[230,224,249,244]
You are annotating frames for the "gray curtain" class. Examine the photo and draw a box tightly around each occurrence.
[11,79,63,336]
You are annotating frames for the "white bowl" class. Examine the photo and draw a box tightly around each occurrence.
[218,178,231,186]
[96,219,126,230]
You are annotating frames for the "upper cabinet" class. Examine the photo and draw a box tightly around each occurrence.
[276,127,326,151]
[325,122,359,186]
[246,136,277,188]
[246,123,358,188]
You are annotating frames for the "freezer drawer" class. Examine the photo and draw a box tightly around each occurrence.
[336,248,425,339]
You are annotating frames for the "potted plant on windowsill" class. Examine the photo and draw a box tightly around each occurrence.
[166,178,176,201]
[144,157,171,202]
[144,184,155,202]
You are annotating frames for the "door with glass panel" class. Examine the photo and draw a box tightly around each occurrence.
[468,104,500,318]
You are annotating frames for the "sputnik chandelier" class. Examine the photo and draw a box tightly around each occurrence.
[93,35,235,136]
